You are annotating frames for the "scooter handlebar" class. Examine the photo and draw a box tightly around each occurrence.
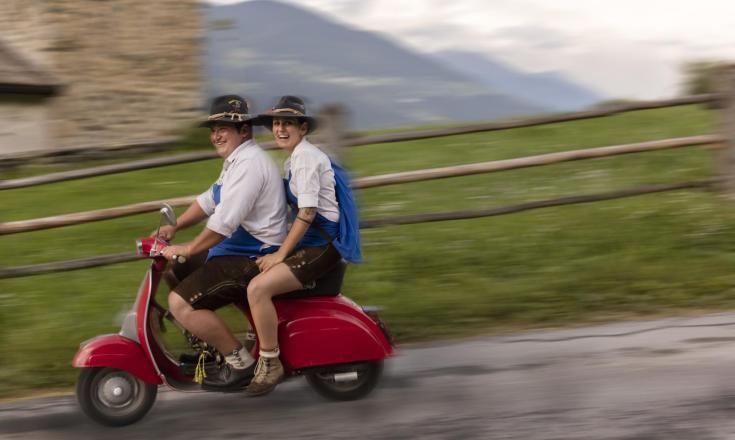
[136,236,169,259]
[136,237,187,263]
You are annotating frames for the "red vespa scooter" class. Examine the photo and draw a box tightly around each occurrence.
[72,205,394,427]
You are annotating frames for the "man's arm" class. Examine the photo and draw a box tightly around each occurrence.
[160,222,227,262]
[175,202,210,232]
[159,201,228,261]
[157,201,209,241]
[162,159,255,261]
[182,227,226,257]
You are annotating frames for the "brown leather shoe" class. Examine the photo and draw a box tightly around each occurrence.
[245,356,284,396]
[201,361,255,390]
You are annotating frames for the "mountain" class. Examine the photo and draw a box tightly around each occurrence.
[433,50,605,111]
[205,0,545,129]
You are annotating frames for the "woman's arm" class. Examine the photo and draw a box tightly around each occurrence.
[256,207,316,273]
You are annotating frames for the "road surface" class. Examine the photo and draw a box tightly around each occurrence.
[4,313,735,439]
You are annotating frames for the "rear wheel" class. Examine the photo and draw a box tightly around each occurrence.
[306,361,382,401]
[77,367,157,426]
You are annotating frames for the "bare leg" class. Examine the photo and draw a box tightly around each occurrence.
[168,292,241,354]
[247,263,302,351]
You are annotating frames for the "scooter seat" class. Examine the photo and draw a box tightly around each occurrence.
[274,261,346,300]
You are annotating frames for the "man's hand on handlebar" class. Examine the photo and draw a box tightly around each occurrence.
[161,244,191,263]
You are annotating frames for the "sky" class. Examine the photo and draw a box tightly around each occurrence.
[208,0,735,100]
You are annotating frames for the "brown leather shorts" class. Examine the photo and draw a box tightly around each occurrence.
[172,254,260,310]
[284,244,342,288]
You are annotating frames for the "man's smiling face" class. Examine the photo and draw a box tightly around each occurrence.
[210,123,247,158]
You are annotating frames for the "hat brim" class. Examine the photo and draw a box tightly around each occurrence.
[198,114,260,128]
[257,114,317,134]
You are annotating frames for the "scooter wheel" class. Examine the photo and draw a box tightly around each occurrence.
[306,361,382,401]
[77,367,157,426]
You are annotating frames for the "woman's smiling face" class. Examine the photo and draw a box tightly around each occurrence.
[272,117,308,152]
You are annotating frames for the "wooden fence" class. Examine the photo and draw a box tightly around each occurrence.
[1,77,733,278]
[0,94,718,191]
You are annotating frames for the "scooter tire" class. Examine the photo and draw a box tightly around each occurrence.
[306,361,382,401]
[77,367,157,427]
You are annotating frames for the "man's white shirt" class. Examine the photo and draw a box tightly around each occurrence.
[197,139,288,246]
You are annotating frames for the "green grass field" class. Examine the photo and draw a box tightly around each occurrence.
[3,104,735,399]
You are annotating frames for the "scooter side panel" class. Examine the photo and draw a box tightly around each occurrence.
[72,334,163,384]
[276,296,393,370]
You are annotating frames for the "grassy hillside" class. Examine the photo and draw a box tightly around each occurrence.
[3,104,734,399]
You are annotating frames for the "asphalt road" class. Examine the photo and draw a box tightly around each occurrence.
[4,313,735,440]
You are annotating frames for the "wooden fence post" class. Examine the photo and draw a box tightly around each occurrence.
[314,103,348,162]
[717,64,735,199]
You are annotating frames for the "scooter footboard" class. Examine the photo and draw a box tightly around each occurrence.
[72,334,162,384]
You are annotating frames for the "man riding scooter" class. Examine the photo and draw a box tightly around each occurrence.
[75,205,392,426]
[158,94,288,389]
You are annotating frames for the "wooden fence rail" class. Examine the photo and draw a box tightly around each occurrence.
[0,134,721,235]
[0,178,713,279]
[360,179,713,228]
[0,252,138,279]
[1,195,196,235]
[342,94,720,147]
[0,151,220,190]
[0,94,718,191]
[356,134,722,189]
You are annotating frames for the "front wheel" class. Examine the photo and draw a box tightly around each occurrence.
[77,367,157,426]
[306,361,383,401]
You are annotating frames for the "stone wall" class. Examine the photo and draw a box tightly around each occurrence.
[0,95,50,156]
[0,0,203,154]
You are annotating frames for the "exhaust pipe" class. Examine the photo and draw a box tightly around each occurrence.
[332,372,359,382]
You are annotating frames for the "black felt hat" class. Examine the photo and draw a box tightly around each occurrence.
[258,95,317,134]
[199,95,258,128]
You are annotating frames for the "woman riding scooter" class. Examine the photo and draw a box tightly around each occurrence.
[246,95,362,396]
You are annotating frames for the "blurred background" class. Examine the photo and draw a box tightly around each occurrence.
[3,0,735,401]
[2,0,734,158]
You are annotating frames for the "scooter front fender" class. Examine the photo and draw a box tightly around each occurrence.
[72,334,162,385]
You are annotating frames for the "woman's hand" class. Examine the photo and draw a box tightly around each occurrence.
[152,224,177,241]
[256,252,285,273]
[161,244,191,262]
[159,224,177,241]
